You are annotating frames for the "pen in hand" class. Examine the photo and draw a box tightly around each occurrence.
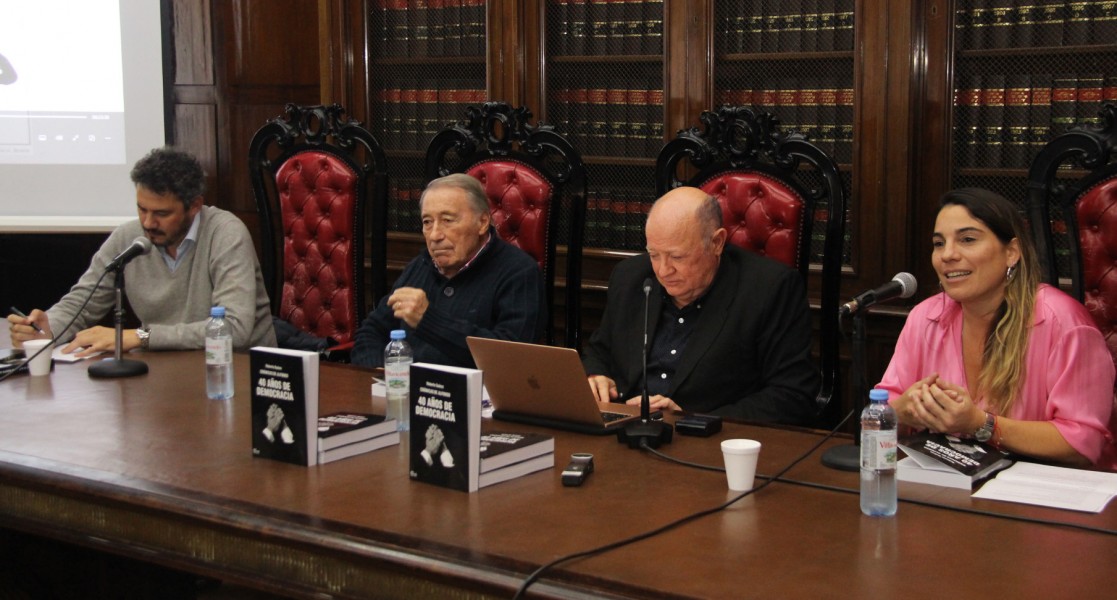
[9,306,45,335]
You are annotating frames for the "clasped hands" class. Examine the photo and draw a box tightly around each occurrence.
[587,374,681,412]
[422,424,455,467]
[892,373,986,434]
[7,309,133,357]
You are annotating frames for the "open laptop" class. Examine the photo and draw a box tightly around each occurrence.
[466,336,652,435]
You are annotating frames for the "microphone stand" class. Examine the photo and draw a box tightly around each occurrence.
[821,310,867,471]
[618,281,673,449]
[88,267,148,378]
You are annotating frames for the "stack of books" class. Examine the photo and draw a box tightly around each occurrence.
[318,412,400,464]
[409,363,554,492]
[478,432,555,488]
[897,431,1013,490]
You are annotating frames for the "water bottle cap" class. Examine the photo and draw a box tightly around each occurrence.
[869,388,889,402]
[210,306,225,318]
[390,329,406,340]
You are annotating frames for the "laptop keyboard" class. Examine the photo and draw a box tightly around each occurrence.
[601,411,629,423]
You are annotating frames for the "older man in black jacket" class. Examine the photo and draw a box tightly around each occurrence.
[582,186,819,425]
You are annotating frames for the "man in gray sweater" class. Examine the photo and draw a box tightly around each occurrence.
[7,147,276,354]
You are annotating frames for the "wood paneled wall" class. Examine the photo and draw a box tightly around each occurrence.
[167,0,909,423]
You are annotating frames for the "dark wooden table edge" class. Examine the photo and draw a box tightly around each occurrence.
[0,450,656,600]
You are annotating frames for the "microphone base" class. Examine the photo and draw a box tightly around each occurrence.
[617,419,674,449]
[820,443,861,472]
[88,357,149,379]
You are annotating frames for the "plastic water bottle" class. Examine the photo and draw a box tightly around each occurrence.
[860,388,897,516]
[384,329,412,431]
[205,306,234,400]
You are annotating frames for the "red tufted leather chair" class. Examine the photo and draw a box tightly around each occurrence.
[249,104,389,359]
[656,106,848,423]
[425,102,587,348]
[1028,103,1117,372]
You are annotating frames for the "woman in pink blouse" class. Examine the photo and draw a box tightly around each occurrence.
[879,188,1117,470]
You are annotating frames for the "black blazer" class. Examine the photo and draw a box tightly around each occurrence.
[582,245,819,426]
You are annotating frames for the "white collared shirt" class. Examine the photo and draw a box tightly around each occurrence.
[158,212,201,272]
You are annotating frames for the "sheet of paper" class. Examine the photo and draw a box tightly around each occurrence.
[973,478,1113,513]
[971,461,1117,513]
[51,347,105,362]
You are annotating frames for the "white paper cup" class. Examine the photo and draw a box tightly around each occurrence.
[721,439,762,491]
[22,339,53,377]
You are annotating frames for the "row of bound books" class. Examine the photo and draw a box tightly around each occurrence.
[955,1,1117,50]
[373,82,486,152]
[549,0,663,57]
[716,85,855,165]
[371,0,486,59]
[715,0,855,55]
[389,179,426,233]
[953,72,1117,169]
[549,86,664,157]
[585,190,654,250]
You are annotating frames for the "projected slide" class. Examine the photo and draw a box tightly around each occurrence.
[0,0,126,164]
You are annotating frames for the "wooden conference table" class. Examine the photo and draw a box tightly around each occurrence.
[1,350,1116,599]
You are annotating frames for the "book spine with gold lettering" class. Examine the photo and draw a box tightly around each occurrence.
[400,84,419,150]
[1051,75,1079,135]
[606,86,629,156]
[816,0,835,51]
[742,1,764,53]
[1098,1,1117,41]
[986,0,1014,49]
[817,81,838,158]
[644,0,663,55]
[799,84,821,144]
[409,0,430,57]
[607,0,626,55]
[1064,1,1091,46]
[570,0,589,55]
[429,0,446,56]
[623,0,644,55]
[1003,74,1032,168]
[386,0,409,57]
[626,87,648,156]
[384,84,403,151]
[1076,73,1104,129]
[834,1,854,50]
[587,0,608,55]
[1028,74,1053,162]
[836,85,854,165]
[781,2,803,51]
[1034,2,1064,47]
[1012,2,1037,48]
[417,84,440,151]
[979,74,1006,169]
[956,74,982,169]
[463,0,486,56]
[801,0,819,52]
[443,0,462,55]
[646,88,665,156]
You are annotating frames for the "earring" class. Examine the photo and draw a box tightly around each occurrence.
[1006,264,1017,282]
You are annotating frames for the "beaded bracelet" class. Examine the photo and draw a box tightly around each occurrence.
[990,414,1003,450]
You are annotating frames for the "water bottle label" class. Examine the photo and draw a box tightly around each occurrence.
[385,363,410,393]
[205,336,232,365]
[860,431,897,470]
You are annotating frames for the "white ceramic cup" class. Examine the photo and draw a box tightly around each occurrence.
[721,439,762,491]
[22,339,53,376]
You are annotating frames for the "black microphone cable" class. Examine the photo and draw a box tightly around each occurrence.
[511,408,857,599]
[512,404,1117,598]
[0,268,114,384]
